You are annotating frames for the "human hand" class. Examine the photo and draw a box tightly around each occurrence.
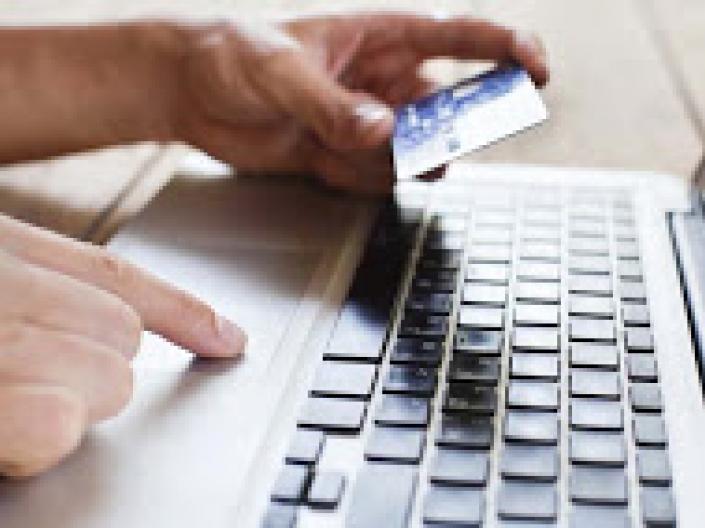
[0,214,245,477]
[175,13,549,194]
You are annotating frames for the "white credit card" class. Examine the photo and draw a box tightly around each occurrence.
[392,66,548,180]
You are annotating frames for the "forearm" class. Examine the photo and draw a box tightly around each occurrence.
[0,22,185,163]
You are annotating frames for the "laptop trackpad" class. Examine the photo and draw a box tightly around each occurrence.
[0,171,364,528]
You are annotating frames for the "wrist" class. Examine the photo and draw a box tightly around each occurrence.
[124,21,193,143]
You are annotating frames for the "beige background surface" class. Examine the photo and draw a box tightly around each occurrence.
[1,0,704,240]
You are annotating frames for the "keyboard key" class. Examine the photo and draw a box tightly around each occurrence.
[475,210,516,227]
[384,365,437,396]
[507,381,559,411]
[504,411,559,445]
[465,263,510,284]
[298,397,366,433]
[346,463,417,528]
[570,432,626,466]
[324,305,388,362]
[570,237,609,256]
[620,282,647,302]
[444,384,497,415]
[455,328,503,356]
[513,328,559,352]
[398,313,449,339]
[472,229,515,246]
[627,353,658,382]
[569,296,614,318]
[285,429,325,465]
[569,319,616,342]
[511,353,559,380]
[570,467,627,505]
[271,464,311,503]
[459,306,504,330]
[622,303,650,326]
[463,284,508,306]
[520,242,561,261]
[390,338,443,367]
[569,276,612,296]
[406,292,453,314]
[616,241,640,260]
[498,481,557,521]
[570,505,630,528]
[500,445,558,482]
[516,261,560,282]
[523,209,561,227]
[425,231,465,251]
[365,426,426,463]
[307,471,346,510]
[614,225,637,241]
[570,220,607,238]
[261,502,298,528]
[515,282,560,303]
[420,249,463,271]
[310,362,377,399]
[375,394,429,427]
[641,486,677,527]
[570,344,619,370]
[625,327,654,351]
[423,485,485,526]
[448,355,501,385]
[633,414,667,446]
[570,370,621,399]
[436,414,494,449]
[629,383,662,412]
[468,244,513,263]
[569,256,611,275]
[416,269,458,285]
[412,275,456,294]
[514,303,560,326]
[570,204,606,220]
[429,448,489,486]
[570,400,623,431]
[637,448,672,485]
[618,260,643,280]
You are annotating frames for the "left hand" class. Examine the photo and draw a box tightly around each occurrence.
[175,13,549,194]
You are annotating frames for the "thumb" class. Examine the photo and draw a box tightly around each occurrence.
[256,50,394,149]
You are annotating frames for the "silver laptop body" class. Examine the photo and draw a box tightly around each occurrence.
[0,160,703,528]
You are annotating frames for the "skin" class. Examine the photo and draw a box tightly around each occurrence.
[0,13,548,477]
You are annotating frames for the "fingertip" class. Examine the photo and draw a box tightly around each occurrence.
[193,315,247,358]
[214,316,248,358]
[512,30,550,87]
[352,102,395,148]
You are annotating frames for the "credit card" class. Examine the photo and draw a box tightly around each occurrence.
[392,66,548,180]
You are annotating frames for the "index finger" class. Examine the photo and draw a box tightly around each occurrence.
[0,214,246,358]
[370,14,549,86]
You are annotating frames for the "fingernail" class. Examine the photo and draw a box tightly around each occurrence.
[353,102,394,126]
[216,316,247,356]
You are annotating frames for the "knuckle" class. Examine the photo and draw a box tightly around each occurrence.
[91,251,135,289]
[115,301,143,352]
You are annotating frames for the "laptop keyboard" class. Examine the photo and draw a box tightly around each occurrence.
[262,186,677,528]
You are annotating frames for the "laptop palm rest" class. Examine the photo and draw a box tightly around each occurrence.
[0,173,370,528]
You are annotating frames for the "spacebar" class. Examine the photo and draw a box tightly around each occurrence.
[345,463,418,528]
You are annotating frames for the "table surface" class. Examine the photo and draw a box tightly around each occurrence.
[1,0,704,242]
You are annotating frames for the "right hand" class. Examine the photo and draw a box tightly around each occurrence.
[0,214,246,477]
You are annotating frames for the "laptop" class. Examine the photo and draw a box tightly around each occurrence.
[0,154,703,528]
